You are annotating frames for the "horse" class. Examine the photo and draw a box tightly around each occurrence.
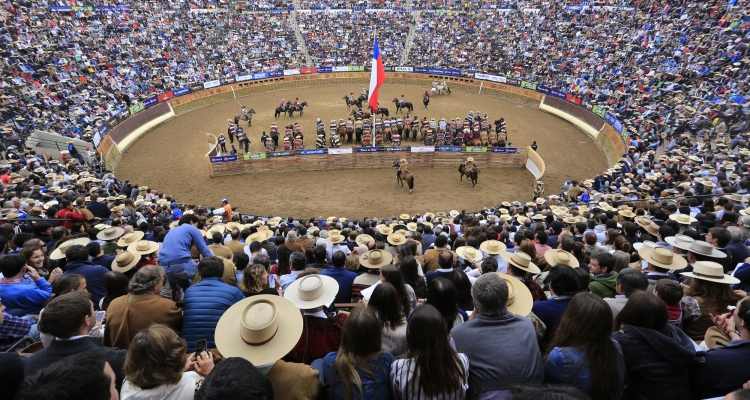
[458,164,479,189]
[274,103,290,119]
[392,98,413,114]
[286,102,308,118]
[423,95,430,110]
[343,95,363,109]
[431,80,452,96]
[368,107,389,118]
[233,108,257,127]
[392,160,414,193]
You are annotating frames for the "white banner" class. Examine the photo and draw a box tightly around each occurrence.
[474,73,507,83]
[235,75,252,82]
[328,147,353,154]
[411,146,435,153]
[203,79,221,89]
[394,67,413,72]
[332,66,349,72]
[283,69,300,76]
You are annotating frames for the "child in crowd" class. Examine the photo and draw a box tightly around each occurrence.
[654,279,684,328]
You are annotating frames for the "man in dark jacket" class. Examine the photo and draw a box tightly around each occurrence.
[26,291,127,391]
[181,257,244,353]
[86,194,111,220]
[60,245,108,310]
[86,242,115,270]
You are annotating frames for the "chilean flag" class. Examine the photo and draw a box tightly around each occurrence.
[368,38,386,111]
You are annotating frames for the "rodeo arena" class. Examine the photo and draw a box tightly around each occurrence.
[6,1,750,400]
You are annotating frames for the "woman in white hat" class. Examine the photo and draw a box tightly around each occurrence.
[680,261,740,341]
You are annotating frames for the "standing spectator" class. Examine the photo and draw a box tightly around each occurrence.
[57,200,84,231]
[159,214,214,290]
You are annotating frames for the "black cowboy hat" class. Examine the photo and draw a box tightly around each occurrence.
[691,219,716,230]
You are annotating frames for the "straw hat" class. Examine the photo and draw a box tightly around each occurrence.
[399,213,411,220]
[283,275,339,309]
[449,210,460,218]
[618,209,636,218]
[633,241,657,251]
[248,231,273,243]
[326,216,338,224]
[378,225,393,235]
[669,214,697,225]
[226,222,243,231]
[267,217,282,226]
[634,217,659,236]
[664,235,694,251]
[638,247,688,270]
[359,250,393,269]
[479,240,507,255]
[215,295,303,366]
[50,238,91,260]
[387,232,407,246]
[667,237,726,258]
[117,231,144,247]
[544,249,580,268]
[682,261,740,284]
[406,222,418,231]
[96,226,124,241]
[111,251,141,273]
[355,234,374,246]
[207,224,227,236]
[327,232,345,244]
[489,272,533,316]
[500,251,541,274]
[127,240,160,255]
[455,246,484,262]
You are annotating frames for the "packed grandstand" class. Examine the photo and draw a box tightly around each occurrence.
[2,0,750,399]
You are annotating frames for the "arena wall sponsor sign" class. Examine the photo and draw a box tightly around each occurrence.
[243,152,266,160]
[269,150,295,158]
[411,146,435,153]
[157,91,174,102]
[347,66,364,72]
[383,146,408,152]
[520,81,537,90]
[129,102,144,115]
[591,105,606,118]
[236,75,252,82]
[144,96,158,108]
[284,69,301,76]
[356,147,381,153]
[535,85,566,99]
[210,155,237,163]
[50,6,72,11]
[203,80,221,89]
[300,149,325,156]
[437,146,462,152]
[492,147,517,154]
[565,93,582,105]
[395,67,413,72]
[604,112,625,138]
[299,68,317,74]
[328,148,353,154]
[420,68,460,76]
[474,73,507,83]
[465,146,488,153]
[332,66,349,72]
[173,87,190,97]
[95,6,130,11]
[316,67,333,73]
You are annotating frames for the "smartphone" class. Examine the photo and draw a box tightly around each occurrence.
[195,339,207,355]
[96,311,106,323]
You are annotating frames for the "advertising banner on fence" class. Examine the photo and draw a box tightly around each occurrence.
[536,85,566,99]
[356,147,381,153]
[474,73,507,83]
[269,150,295,158]
[268,71,283,78]
[426,68,460,76]
[413,67,427,73]
[605,112,625,136]
[173,87,190,97]
[332,66,349,72]
[143,96,158,108]
[203,80,220,89]
[520,81,537,90]
[50,6,72,11]
[466,146,488,153]
[394,67,413,72]
[565,93,581,105]
[157,91,174,102]
[317,67,333,73]
[492,147,518,153]
[210,155,237,163]
[328,148,353,154]
[411,146,435,153]
[284,69,300,76]
[300,149,325,156]
[438,146,462,152]
[300,68,317,74]
[383,146,408,152]
[252,72,270,80]
[93,132,102,148]
[129,102,144,115]
[347,66,364,71]
[243,153,267,160]
[236,75,252,82]
[592,105,606,118]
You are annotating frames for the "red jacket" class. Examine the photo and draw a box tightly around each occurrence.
[58,208,84,230]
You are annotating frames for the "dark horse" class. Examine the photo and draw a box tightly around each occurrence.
[233,108,257,127]
[368,106,389,118]
[392,98,413,114]
[392,160,414,193]
[343,95,365,108]
[287,102,308,118]
[274,102,290,119]
[458,164,479,189]
[423,95,430,110]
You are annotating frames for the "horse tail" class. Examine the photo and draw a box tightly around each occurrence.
[408,176,414,190]
[458,164,463,172]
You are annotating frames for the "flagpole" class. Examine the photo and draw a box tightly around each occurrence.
[372,27,377,147]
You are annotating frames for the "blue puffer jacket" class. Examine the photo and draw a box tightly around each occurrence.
[182,277,245,352]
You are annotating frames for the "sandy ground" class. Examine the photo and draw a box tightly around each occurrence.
[116,84,608,218]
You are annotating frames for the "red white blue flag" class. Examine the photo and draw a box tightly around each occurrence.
[368,38,386,112]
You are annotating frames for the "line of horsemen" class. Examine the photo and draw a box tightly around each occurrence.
[252,112,508,151]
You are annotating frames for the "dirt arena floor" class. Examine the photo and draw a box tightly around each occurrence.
[116,84,608,218]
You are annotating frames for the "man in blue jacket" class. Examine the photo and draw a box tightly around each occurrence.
[182,257,244,352]
[321,250,356,304]
[160,214,213,290]
[531,264,580,352]
[61,245,108,310]
[0,254,52,315]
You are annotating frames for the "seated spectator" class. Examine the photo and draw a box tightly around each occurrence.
[451,273,542,399]
[307,244,331,270]
[352,250,390,300]
[182,256,244,353]
[240,264,281,297]
[391,304,469,399]
[653,279,684,328]
[0,253,51,315]
[544,292,624,399]
[233,252,250,284]
[424,277,466,332]
[38,273,94,347]
[103,265,183,349]
[320,250,356,304]
[320,306,393,400]
[16,352,118,400]
[20,245,56,284]
[532,264,582,351]
[27,291,127,391]
[503,251,546,302]
[612,291,696,400]
[0,297,40,352]
[680,261,740,341]
[379,264,416,312]
[425,250,458,284]
[588,252,618,298]
[0,350,25,400]
[60,244,108,310]
[368,282,407,356]
[101,271,130,312]
[86,242,115,271]
[121,324,214,399]
[280,252,307,293]
[195,358,274,400]
[604,268,649,321]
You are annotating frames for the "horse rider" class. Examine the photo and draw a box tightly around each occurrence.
[241,105,247,115]
[400,94,406,106]
[316,134,326,149]
[423,90,430,99]
[279,98,286,108]
[397,158,410,181]
[465,157,480,173]
[317,119,325,135]
[330,132,341,148]
[294,97,300,107]
[330,119,337,132]
[350,92,355,104]
[360,87,368,98]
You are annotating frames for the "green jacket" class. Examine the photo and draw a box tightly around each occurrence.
[589,271,618,298]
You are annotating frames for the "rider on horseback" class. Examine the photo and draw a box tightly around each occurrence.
[397,158,410,181]
[400,95,406,106]
[465,157,480,173]
[294,98,300,107]
[280,99,285,109]
[241,105,247,115]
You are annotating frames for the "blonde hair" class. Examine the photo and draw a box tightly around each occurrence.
[239,264,266,294]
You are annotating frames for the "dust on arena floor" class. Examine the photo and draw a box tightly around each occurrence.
[115,84,608,218]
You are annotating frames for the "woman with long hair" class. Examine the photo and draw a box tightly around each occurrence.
[379,264,415,313]
[239,264,281,297]
[613,291,696,400]
[449,270,474,311]
[544,292,624,399]
[20,245,54,283]
[391,304,469,399]
[368,283,407,356]
[322,306,393,400]
[399,256,426,299]
[101,271,129,311]
[680,263,740,341]
[272,245,291,275]
[423,277,465,332]
[519,239,544,266]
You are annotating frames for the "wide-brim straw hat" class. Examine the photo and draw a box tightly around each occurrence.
[665,234,694,250]
[480,240,507,255]
[283,275,339,309]
[638,247,688,270]
[111,251,141,273]
[635,216,660,236]
[355,234,374,246]
[248,231,273,243]
[544,249,580,268]
[117,231,144,247]
[406,222,418,231]
[669,213,697,225]
[267,217,282,226]
[455,246,484,261]
[215,295,303,366]
[207,224,226,236]
[226,221,243,231]
[97,226,124,241]
[449,210,460,218]
[387,232,407,246]
[359,249,393,269]
[399,213,411,220]
[618,209,636,218]
[327,233,346,244]
[127,240,160,255]
[50,237,91,260]
[670,237,726,258]
[682,261,740,284]
[633,241,657,251]
[501,251,541,274]
[490,272,533,316]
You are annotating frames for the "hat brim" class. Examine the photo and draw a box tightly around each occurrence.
[49,238,91,260]
[111,253,141,273]
[681,271,739,285]
[355,235,374,246]
[500,251,541,274]
[215,295,303,366]
[479,241,507,255]
[638,248,688,270]
[359,251,394,269]
[543,250,580,269]
[455,246,484,261]
[490,272,533,316]
[283,275,339,309]
[96,227,125,241]
[127,241,160,255]
[117,231,144,247]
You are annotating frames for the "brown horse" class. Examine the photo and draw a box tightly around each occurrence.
[459,164,479,189]
[480,131,489,146]
[403,126,412,142]
[488,131,498,147]
[393,160,414,193]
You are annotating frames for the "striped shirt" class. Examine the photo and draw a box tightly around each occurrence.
[390,353,469,400]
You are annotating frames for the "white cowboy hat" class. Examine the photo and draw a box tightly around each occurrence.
[449,210,460,218]
[215,295,303,366]
[111,251,141,273]
[359,249,393,269]
[489,272,533,316]
[406,222,418,232]
[668,238,727,258]
[638,247,688,270]
[669,213,697,225]
[283,275,339,309]
[633,241,657,251]
[327,233,346,244]
[455,246,484,262]
[664,235,694,250]
[479,240,507,255]
[544,249,580,269]
[96,226,124,241]
[682,261,740,284]
[387,232,407,246]
[117,231,144,247]
[355,234,374,246]
[127,240,160,255]
[50,237,91,260]
[378,225,393,235]
[501,251,541,274]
